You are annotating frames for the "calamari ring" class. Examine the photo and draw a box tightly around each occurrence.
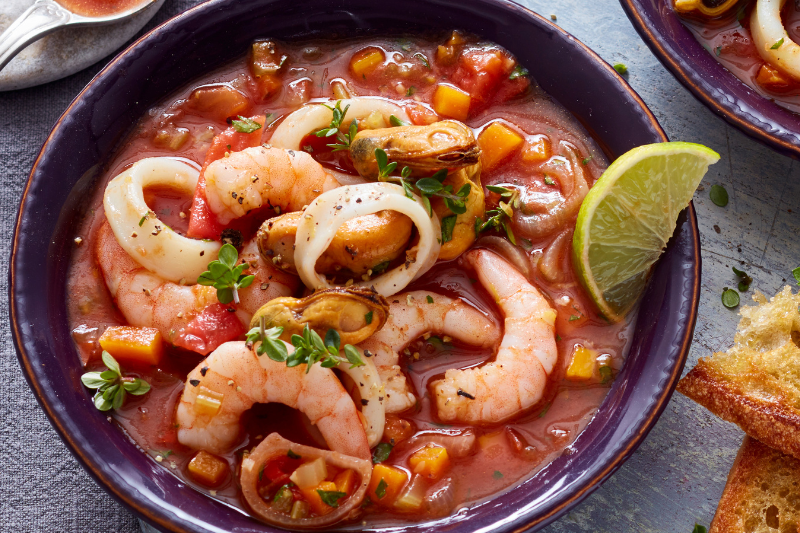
[751,0,800,81]
[103,157,221,283]
[295,182,441,297]
[337,352,385,448]
[269,97,411,152]
[241,433,372,528]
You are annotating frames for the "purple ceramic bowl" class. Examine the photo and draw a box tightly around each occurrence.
[620,0,800,159]
[9,0,698,531]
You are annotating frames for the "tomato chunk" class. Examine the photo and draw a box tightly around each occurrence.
[186,115,266,240]
[173,303,246,355]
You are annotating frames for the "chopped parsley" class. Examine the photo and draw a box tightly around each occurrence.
[318,489,347,507]
[365,311,374,325]
[493,470,504,479]
[772,38,785,50]
[375,479,388,499]
[231,115,262,134]
[372,442,393,464]
[509,65,529,80]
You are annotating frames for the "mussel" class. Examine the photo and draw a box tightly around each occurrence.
[249,287,389,345]
[349,120,481,179]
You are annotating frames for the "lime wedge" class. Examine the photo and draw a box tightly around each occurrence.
[573,142,720,322]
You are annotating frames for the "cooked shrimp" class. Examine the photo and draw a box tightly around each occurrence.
[432,249,558,423]
[204,146,341,224]
[176,341,371,459]
[359,290,501,413]
[95,222,297,344]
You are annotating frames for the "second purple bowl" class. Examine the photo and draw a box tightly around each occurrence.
[10,0,698,531]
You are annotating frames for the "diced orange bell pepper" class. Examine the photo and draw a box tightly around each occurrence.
[368,464,408,506]
[350,48,385,77]
[432,84,471,121]
[187,84,250,122]
[300,481,339,516]
[187,451,229,487]
[99,326,163,366]
[566,345,596,381]
[478,121,525,171]
[756,63,791,91]
[521,135,551,163]
[333,469,359,496]
[408,445,450,481]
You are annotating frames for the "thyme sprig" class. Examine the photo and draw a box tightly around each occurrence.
[475,184,520,245]
[81,351,151,411]
[197,243,255,305]
[315,101,358,152]
[246,319,365,373]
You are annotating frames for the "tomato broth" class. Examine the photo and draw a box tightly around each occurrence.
[66,32,635,527]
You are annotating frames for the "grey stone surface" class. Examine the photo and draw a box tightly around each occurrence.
[0,0,795,531]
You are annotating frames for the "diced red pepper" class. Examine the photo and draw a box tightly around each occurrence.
[186,115,266,240]
[173,303,246,355]
[263,455,303,482]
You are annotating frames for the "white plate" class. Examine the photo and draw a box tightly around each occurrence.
[0,0,164,91]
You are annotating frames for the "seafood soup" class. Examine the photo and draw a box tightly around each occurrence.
[68,31,637,528]
[674,0,800,113]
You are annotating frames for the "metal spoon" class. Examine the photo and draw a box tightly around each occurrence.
[0,0,158,72]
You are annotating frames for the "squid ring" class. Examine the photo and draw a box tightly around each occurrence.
[103,157,221,283]
[270,97,411,151]
[751,0,800,81]
[294,182,441,297]
[337,352,385,448]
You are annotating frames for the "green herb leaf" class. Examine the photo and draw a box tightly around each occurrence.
[441,215,457,243]
[537,402,551,418]
[315,101,357,151]
[372,261,390,275]
[287,450,301,460]
[493,470,504,479]
[613,63,628,75]
[568,315,580,321]
[692,525,708,533]
[509,65,529,80]
[721,287,740,309]
[732,266,752,292]
[793,266,800,285]
[389,115,411,127]
[486,184,515,197]
[406,86,416,97]
[582,156,593,165]
[709,184,729,207]
[197,243,253,305]
[375,479,388,499]
[232,115,263,134]
[544,176,555,185]
[365,311,374,325]
[772,37,785,50]
[413,52,431,69]
[344,345,365,368]
[599,365,614,384]
[372,442,393,464]
[714,46,722,57]
[426,295,434,304]
[101,351,121,377]
[246,319,289,361]
[318,489,347,508]
[81,372,109,389]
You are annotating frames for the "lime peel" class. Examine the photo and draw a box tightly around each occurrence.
[573,142,720,322]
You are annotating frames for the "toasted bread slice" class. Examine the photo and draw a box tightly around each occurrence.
[677,286,800,460]
[710,436,800,533]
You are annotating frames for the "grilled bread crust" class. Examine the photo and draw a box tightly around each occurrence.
[677,363,800,461]
[709,436,800,533]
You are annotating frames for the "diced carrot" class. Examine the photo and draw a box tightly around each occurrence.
[566,345,596,381]
[408,445,450,481]
[756,63,792,91]
[99,326,163,366]
[187,84,250,122]
[432,84,471,121]
[350,47,385,77]
[521,135,551,164]
[333,469,359,496]
[478,121,524,171]
[187,451,229,487]
[368,464,408,506]
[383,414,416,446]
[300,481,338,515]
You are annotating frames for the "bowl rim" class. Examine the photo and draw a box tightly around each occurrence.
[620,0,800,159]
[9,0,698,531]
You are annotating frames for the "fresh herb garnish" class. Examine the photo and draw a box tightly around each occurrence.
[197,243,255,305]
[287,450,301,460]
[732,266,752,292]
[772,38,785,50]
[372,442,393,464]
[406,86,416,97]
[139,210,155,227]
[715,46,722,57]
[613,63,628,75]
[692,525,708,533]
[426,295,434,304]
[365,311,374,325]
[568,314,580,321]
[374,148,470,217]
[371,261,390,275]
[414,52,431,69]
[509,65,529,80]
[476,185,519,244]
[793,266,800,285]
[721,287,740,309]
[544,176,555,186]
[315,101,358,152]
[231,115,263,134]
[599,365,614,384]
[493,470,504,479]
[582,156,593,165]
[318,489,347,507]
[389,115,411,127]
[375,479,388,499]
[710,184,729,207]
[441,215,457,243]
[81,351,151,411]
[247,322,365,372]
